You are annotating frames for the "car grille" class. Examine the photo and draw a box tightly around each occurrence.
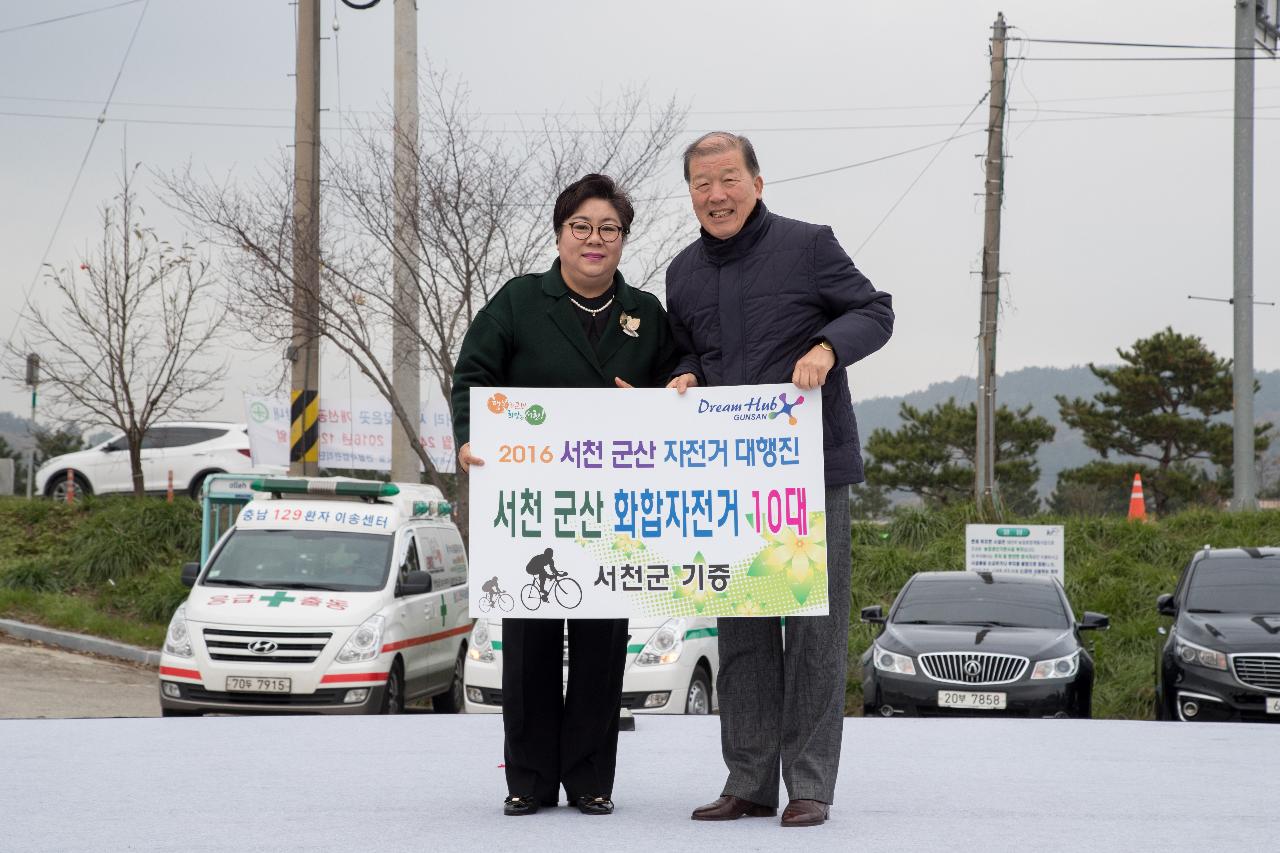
[1233,655,1280,691]
[919,652,1029,685]
[202,628,332,664]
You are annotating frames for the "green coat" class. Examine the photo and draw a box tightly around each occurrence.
[451,260,679,446]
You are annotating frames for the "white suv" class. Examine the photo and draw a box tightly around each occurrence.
[36,421,284,500]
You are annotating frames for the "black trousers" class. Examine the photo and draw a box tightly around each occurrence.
[501,617,628,803]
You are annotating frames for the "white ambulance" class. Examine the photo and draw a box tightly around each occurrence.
[158,477,470,716]
[463,617,719,715]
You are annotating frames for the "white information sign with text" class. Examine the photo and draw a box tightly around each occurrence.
[468,384,826,619]
[243,394,455,474]
[965,524,1065,582]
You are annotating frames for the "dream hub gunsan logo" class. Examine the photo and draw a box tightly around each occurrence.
[486,392,547,426]
[696,392,805,425]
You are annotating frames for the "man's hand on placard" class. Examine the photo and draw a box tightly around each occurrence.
[792,344,836,390]
[614,377,634,389]
[666,373,699,395]
[458,442,485,473]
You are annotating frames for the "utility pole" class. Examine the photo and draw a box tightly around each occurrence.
[975,12,1007,512]
[390,0,421,483]
[1232,0,1258,510]
[25,353,38,499]
[290,0,322,476]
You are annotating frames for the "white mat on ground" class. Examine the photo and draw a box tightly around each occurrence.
[2,714,1277,853]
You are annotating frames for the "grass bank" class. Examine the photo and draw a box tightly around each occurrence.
[0,496,199,649]
[846,506,1280,718]
[2,496,1276,719]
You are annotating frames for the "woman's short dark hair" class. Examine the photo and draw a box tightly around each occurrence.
[552,173,634,238]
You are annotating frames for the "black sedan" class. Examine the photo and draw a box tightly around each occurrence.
[1155,546,1280,723]
[860,571,1109,718]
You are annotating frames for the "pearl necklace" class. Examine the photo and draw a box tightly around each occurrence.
[568,294,614,316]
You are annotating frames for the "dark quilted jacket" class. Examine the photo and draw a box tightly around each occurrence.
[665,203,894,486]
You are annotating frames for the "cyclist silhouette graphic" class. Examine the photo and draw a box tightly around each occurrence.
[519,548,583,611]
[526,548,563,602]
[478,576,514,614]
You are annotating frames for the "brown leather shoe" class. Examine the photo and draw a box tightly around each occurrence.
[781,799,830,827]
[691,795,777,821]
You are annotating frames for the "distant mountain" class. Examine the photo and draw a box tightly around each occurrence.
[853,366,1280,498]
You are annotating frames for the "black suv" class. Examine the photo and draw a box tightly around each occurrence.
[1155,547,1280,722]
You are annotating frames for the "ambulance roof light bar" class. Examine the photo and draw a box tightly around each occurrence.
[411,500,453,517]
[250,478,400,499]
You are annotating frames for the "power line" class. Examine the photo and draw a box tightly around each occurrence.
[0,0,143,36]
[854,93,990,255]
[0,108,1019,135]
[5,0,151,349]
[764,127,988,189]
[1015,54,1279,62]
[1012,36,1260,51]
[6,84,1280,118]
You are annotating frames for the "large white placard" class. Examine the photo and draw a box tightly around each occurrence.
[965,524,1065,582]
[468,384,827,619]
[243,394,455,474]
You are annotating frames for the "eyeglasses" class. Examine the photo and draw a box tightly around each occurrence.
[565,221,626,243]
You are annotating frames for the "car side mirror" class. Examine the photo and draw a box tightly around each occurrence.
[1080,611,1110,631]
[1156,593,1177,617]
[860,604,886,624]
[180,562,201,588]
[399,570,433,597]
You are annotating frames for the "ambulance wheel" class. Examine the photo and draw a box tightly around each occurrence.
[379,661,404,715]
[433,646,466,714]
[685,666,712,715]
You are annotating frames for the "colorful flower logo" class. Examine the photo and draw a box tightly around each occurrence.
[768,392,805,426]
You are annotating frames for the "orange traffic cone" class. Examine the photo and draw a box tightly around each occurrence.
[1127,473,1147,521]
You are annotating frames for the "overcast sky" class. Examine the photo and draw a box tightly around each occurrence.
[3,0,1278,427]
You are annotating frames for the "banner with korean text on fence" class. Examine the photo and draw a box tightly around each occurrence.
[468,384,826,619]
[243,394,456,474]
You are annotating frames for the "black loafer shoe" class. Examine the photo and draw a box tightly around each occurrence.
[504,796,540,816]
[573,795,614,816]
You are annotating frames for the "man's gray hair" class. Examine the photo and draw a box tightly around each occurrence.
[681,131,760,182]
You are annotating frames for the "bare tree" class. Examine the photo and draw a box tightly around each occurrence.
[8,166,227,497]
[164,71,689,533]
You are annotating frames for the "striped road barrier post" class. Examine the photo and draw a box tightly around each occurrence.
[290,388,320,471]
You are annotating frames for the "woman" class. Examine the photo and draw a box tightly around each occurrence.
[451,174,678,817]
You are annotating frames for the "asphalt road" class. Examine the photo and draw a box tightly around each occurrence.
[0,635,159,719]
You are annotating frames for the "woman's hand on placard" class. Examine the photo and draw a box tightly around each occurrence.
[458,442,485,473]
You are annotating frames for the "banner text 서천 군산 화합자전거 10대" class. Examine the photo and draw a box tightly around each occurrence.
[467,384,826,619]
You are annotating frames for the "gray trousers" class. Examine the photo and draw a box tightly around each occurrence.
[716,485,851,807]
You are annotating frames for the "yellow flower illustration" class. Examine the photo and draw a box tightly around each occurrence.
[748,512,827,604]
[733,597,766,616]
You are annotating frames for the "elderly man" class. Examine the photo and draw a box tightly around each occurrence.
[666,132,893,828]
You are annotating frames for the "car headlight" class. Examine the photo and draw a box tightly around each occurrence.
[1174,636,1227,671]
[163,604,192,658]
[467,620,494,663]
[636,618,686,666]
[871,644,916,676]
[1031,650,1080,680]
[336,614,385,663]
